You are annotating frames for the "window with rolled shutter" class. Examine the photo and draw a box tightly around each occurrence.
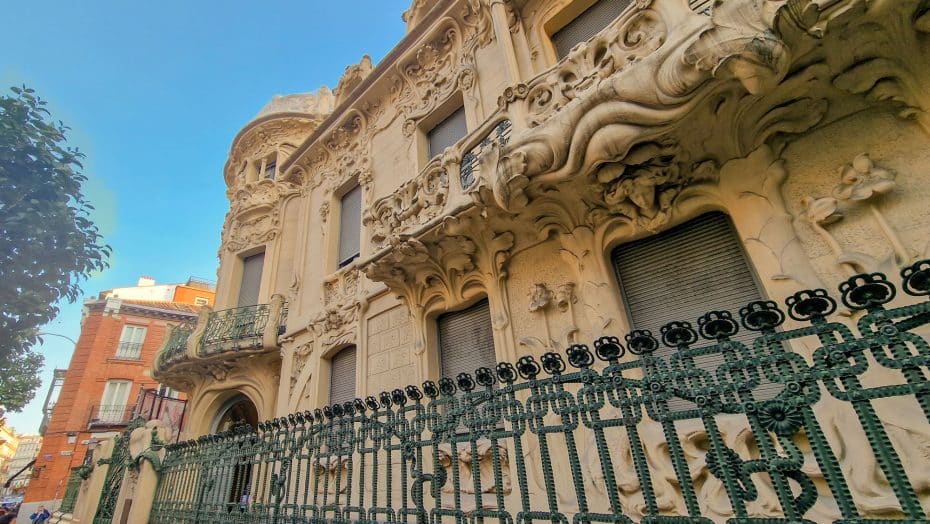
[427,106,467,160]
[438,299,497,382]
[551,0,633,59]
[612,212,780,400]
[329,345,357,406]
[238,252,264,307]
[338,185,362,267]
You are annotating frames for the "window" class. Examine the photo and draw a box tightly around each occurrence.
[338,185,362,268]
[98,380,132,422]
[194,296,210,306]
[329,346,357,406]
[427,106,467,160]
[263,160,276,181]
[253,156,277,181]
[438,299,497,382]
[115,325,146,359]
[551,0,632,59]
[238,252,265,307]
[612,212,780,400]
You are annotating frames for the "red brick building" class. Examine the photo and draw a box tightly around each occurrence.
[23,278,213,511]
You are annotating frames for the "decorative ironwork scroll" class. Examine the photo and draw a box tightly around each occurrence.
[151,261,930,523]
[93,418,144,524]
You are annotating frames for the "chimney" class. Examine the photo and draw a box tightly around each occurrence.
[138,276,156,287]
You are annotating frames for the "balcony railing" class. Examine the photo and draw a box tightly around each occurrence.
[151,262,930,523]
[154,298,287,376]
[88,404,135,427]
[156,322,195,370]
[198,303,271,355]
[113,341,143,360]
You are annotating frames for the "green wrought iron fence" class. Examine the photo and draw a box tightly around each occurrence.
[199,304,271,354]
[151,262,930,523]
[58,470,83,514]
[93,419,143,524]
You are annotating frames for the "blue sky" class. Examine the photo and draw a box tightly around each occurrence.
[2,0,410,434]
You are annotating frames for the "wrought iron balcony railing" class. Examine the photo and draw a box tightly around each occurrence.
[150,261,930,523]
[198,303,270,355]
[156,322,195,370]
[113,340,143,360]
[88,403,135,428]
[154,298,287,377]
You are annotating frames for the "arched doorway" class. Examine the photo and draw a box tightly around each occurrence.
[204,394,259,514]
[212,394,259,433]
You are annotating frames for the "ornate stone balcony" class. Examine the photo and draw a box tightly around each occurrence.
[153,295,287,379]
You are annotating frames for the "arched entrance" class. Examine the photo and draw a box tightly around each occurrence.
[203,394,259,514]
[211,394,259,433]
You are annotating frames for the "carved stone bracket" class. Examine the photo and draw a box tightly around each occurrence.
[364,162,449,250]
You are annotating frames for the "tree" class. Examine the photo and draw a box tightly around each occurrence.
[0,86,110,412]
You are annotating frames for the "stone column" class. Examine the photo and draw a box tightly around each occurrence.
[125,421,169,524]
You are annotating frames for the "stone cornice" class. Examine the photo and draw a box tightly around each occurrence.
[280,0,459,174]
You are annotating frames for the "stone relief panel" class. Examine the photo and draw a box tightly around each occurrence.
[784,111,930,287]
[323,268,360,307]
[437,440,511,512]
[365,305,414,395]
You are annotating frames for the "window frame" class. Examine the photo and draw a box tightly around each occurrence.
[98,379,133,422]
[115,324,146,360]
[546,0,634,61]
[436,298,497,384]
[328,345,358,407]
[337,184,363,269]
[237,250,266,308]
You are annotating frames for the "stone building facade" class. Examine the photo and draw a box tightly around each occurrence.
[149,0,930,521]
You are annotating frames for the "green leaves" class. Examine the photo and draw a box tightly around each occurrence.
[0,85,111,412]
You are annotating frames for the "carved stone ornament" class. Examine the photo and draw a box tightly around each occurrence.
[225,116,326,187]
[323,267,360,307]
[334,55,373,107]
[437,439,511,509]
[309,301,361,350]
[490,0,859,216]
[363,161,449,249]
[221,179,300,253]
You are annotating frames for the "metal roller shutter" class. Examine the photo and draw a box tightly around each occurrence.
[237,252,264,307]
[438,299,497,382]
[612,212,781,401]
[329,345,357,406]
[428,106,467,160]
[338,185,362,267]
[689,0,713,14]
[551,0,633,59]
